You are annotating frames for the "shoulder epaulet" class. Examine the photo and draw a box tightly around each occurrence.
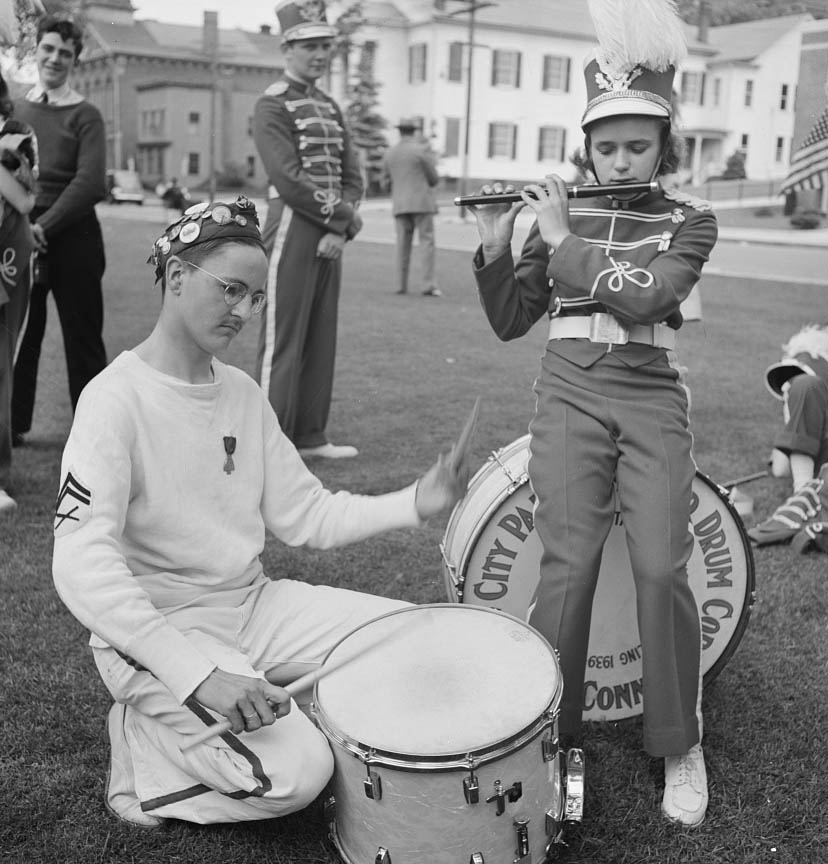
[264,80,290,97]
[663,187,713,212]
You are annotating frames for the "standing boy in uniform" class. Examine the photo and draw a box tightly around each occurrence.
[253,0,362,460]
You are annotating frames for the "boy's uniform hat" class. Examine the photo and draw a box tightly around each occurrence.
[396,117,422,131]
[764,324,828,400]
[275,0,336,42]
[581,0,686,129]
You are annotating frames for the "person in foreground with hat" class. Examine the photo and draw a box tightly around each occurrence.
[747,323,828,550]
[467,0,717,828]
[381,117,442,297]
[50,196,472,827]
[252,0,363,461]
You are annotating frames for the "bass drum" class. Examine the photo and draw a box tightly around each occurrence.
[442,436,755,723]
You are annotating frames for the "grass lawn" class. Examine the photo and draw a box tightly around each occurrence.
[1,216,826,864]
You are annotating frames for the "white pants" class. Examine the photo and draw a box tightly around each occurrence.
[94,579,407,823]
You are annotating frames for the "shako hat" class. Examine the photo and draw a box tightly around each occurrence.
[275,0,337,42]
[581,0,687,129]
[765,324,828,400]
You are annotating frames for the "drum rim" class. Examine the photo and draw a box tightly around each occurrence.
[694,469,756,686]
[441,436,532,602]
[313,603,563,763]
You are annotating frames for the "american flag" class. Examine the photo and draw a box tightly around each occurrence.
[781,106,828,193]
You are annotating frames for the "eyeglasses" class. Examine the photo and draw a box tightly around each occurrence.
[186,261,266,315]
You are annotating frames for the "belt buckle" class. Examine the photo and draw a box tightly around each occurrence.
[589,313,629,345]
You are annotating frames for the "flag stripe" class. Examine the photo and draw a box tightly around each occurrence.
[782,107,828,193]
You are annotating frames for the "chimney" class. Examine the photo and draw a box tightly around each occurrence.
[203,10,219,59]
[697,0,711,44]
[260,24,272,35]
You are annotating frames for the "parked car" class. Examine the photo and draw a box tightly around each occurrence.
[106,169,145,205]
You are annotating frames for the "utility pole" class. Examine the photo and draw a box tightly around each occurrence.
[204,11,219,203]
[443,1,496,218]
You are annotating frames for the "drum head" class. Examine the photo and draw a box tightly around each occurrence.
[443,437,755,722]
[314,604,561,757]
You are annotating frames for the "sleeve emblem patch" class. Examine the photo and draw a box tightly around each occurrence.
[54,471,93,537]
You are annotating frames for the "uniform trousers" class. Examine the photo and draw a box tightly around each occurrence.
[256,202,340,448]
[527,347,701,757]
[774,373,828,470]
[12,210,107,434]
[0,273,29,490]
[393,212,436,294]
[94,579,407,824]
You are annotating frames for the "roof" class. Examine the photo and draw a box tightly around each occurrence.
[701,14,811,64]
[84,17,283,68]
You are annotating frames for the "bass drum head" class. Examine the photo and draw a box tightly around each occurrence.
[442,436,755,723]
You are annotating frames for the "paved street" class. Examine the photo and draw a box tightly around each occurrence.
[99,197,828,287]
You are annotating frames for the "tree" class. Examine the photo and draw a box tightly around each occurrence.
[344,39,388,196]
[721,149,747,180]
[677,0,828,24]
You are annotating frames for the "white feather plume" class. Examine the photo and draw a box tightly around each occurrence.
[587,0,688,73]
[783,324,828,364]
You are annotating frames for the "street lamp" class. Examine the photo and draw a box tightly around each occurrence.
[439,0,496,217]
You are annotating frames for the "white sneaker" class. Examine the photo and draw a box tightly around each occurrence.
[297,442,358,459]
[662,744,708,827]
[105,703,165,829]
[0,489,17,517]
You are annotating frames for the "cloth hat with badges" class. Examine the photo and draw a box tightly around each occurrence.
[148,195,265,282]
[275,0,337,42]
[580,0,686,130]
[764,323,828,400]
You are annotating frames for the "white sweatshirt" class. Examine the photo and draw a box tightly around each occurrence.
[52,352,421,703]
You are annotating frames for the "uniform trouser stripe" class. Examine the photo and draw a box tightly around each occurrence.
[259,205,293,398]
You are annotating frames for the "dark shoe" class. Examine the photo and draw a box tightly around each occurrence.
[11,432,27,448]
[422,288,443,297]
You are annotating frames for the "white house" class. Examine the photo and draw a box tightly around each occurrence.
[339,1,817,188]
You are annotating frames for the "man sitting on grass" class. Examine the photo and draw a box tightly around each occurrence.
[51,196,471,827]
[748,323,828,550]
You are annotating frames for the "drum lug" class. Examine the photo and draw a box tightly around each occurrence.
[564,748,585,823]
[542,732,559,763]
[545,807,562,844]
[486,779,522,816]
[513,816,532,863]
[375,847,392,864]
[364,767,382,801]
[469,855,485,864]
[463,771,480,804]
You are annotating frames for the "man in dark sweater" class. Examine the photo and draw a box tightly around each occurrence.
[12,15,107,445]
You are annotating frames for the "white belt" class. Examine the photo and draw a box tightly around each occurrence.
[548,313,675,349]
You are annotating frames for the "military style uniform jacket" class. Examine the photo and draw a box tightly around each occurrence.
[253,74,363,238]
[474,188,718,367]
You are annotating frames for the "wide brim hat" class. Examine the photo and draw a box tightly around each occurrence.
[396,116,422,131]
[582,0,686,129]
[275,0,336,41]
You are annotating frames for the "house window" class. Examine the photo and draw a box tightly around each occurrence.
[775,137,785,162]
[448,41,463,82]
[445,116,460,157]
[681,71,705,106]
[409,43,427,84]
[713,77,721,107]
[740,133,749,152]
[247,115,253,137]
[488,122,517,158]
[744,79,753,107]
[491,50,521,87]
[247,155,256,177]
[187,152,200,175]
[141,109,166,136]
[542,55,570,92]
[188,112,200,135]
[780,84,789,110]
[361,40,376,77]
[538,126,566,162]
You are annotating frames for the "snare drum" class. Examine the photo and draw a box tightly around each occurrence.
[313,604,583,864]
[442,436,755,723]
